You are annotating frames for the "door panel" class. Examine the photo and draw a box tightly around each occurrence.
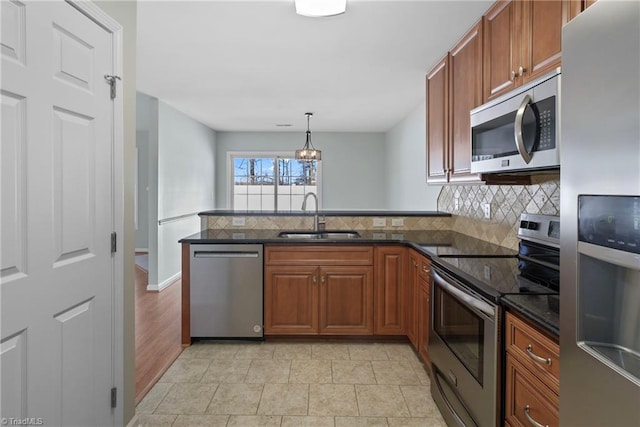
[264,266,318,334]
[1,2,115,425]
[319,266,373,335]
[1,91,27,282]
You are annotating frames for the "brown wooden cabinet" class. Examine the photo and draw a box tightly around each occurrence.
[264,265,318,334]
[374,246,406,335]
[405,251,420,347]
[483,0,572,101]
[319,265,373,335]
[504,312,559,427]
[427,20,483,184]
[264,245,374,336]
[417,257,431,367]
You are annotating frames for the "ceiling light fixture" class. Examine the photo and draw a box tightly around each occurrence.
[295,0,346,17]
[295,112,322,161]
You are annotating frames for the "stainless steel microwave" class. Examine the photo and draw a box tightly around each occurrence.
[470,70,560,174]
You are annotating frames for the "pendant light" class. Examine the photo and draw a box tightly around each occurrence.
[295,112,322,161]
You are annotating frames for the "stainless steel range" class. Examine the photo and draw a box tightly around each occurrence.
[429,214,560,427]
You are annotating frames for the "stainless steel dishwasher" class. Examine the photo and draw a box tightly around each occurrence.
[190,244,263,338]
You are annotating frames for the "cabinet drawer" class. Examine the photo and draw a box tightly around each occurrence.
[505,355,559,427]
[265,245,373,266]
[506,312,559,394]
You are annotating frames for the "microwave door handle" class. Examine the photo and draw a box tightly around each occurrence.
[514,94,533,164]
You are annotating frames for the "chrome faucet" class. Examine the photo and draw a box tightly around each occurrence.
[301,192,325,231]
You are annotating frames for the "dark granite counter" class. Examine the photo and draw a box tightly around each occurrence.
[501,294,559,338]
[198,210,451,217]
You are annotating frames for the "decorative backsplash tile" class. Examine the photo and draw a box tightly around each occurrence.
[437,174,560,249]
[204,215,453,232]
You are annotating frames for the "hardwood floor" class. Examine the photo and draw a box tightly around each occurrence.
[135,264,183,404]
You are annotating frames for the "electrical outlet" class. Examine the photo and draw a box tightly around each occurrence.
[484,265,491,280]
[232,217,246,226]
[483,203,491,219]
[373,218,386,227]
[391,218,404,227]
[454,198,459,210]
[372,232,386,240]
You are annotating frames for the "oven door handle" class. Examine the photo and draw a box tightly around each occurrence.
[433,270,495,318]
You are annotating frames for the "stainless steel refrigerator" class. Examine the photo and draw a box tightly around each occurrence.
[560,1,640,425]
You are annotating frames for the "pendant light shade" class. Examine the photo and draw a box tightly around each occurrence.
[295,112,321,161]
[295,0,346,17]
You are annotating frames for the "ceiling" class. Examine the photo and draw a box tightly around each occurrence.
[136,0,493,132]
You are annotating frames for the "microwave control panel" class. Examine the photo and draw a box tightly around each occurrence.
[535,96,556,150]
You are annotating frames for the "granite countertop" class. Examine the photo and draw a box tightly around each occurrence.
[501,294,559,338]
[198,210,452,217]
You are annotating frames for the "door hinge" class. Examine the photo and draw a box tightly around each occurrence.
[104,74,121,99]
[110,387,117,408]
[111,232,117,254]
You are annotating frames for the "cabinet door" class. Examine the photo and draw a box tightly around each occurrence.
[319,266,373,335]
[483,0,520,101]
[522,0,565,84]
[374,246,406,335]
[405,252,420,348]
[264,266,318,335]
[426,55,449,183]
[449,20,483,182]
[505,355,559,427]
[418,277,430,366]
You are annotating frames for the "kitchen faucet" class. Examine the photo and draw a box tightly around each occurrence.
[301,192,325,232]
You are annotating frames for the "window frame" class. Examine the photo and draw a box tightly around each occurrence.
[227,151,323,212]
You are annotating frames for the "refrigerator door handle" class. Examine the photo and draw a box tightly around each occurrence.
[514,94,533,164]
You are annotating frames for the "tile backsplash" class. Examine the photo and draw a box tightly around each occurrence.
[438,174,560,249]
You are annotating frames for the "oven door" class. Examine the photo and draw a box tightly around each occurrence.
[429,267,499,427]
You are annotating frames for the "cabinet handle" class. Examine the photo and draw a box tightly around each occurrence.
[321,276,325,283]
[313,276,317,284]
[422,267,430,273]
[526,344,551,366]
[518,66,526,77]
[510,70,516,81]
[524,405,548,427]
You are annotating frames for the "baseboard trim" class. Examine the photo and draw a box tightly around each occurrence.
[147,271,181,292]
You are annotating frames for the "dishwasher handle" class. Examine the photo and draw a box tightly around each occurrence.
[194,251,260,258]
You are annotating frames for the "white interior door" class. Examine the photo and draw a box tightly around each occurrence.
[1,1,119,425]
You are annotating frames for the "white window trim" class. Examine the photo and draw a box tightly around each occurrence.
[227,151,323,211]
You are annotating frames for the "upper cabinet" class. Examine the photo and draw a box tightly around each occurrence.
[427,21,483,184]
[483,0,575,101]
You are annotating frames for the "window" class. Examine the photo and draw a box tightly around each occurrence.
[231,154,320,211]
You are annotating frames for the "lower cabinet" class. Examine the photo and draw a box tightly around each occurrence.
[407,249,432,367]
[417,269,431,366]
[504,312,560,427]
[374,246,407,335]
[264,245,374,335]
[405,251,420,347]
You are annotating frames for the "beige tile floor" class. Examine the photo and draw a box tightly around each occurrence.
[135,342,447,427]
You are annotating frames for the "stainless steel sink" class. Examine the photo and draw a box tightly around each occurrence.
[277,230,361,239]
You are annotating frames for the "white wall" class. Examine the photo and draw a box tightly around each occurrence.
[156,101,216,288]
[215,132,387,210]
[384,102,442,210]
[137,93,216,289]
